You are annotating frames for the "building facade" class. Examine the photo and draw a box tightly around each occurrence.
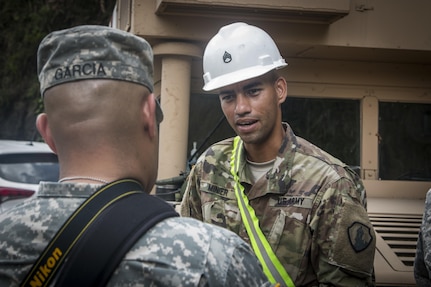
[113,1,431,285]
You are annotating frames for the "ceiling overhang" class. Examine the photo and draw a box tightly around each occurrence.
[156,0,350,24]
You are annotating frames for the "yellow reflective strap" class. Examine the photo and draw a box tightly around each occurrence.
[230,136,295,287]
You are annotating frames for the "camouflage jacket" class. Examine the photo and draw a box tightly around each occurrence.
[414,189,431,286]
[0,182,273,287]
[180,123,376,287]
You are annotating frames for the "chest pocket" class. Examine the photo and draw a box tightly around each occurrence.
[259,196,314,242]
[267,209,287,248]
[257,195,314,280]
[200,182,244,234]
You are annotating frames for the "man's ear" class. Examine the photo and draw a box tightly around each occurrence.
[142,93,157,139]
[36,113,57,154]
[275,77,288,104]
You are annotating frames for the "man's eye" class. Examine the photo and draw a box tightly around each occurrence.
[220,94,234,101]
[247,88,260,96]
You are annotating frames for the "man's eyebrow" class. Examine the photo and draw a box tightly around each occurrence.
[219,89,233,96]
[243,81,261,91]
[219,80,263,95]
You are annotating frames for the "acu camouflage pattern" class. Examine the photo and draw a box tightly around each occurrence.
[0,182,273,287]
[414,189,431,286]
[37,25,163,123]
[37,25,154,95]
[181,123,376,287]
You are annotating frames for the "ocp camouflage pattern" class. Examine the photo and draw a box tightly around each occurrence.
[0,182,273,287]
[181,123,376,286]
[414,189,431,286]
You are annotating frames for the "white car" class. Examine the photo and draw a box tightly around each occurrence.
[0,140,59,212]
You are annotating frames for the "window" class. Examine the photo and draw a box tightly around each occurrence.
[378,102,431,181]
[0,153,59,184]
[282,97,360,169]
[188,93,235,160]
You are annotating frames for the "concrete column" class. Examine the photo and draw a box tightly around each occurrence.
[153,42,202,181]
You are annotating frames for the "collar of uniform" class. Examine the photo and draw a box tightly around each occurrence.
[236,144,253,186]
[238,122,297,200]
[37,181,102,198]
[266,123,296,194]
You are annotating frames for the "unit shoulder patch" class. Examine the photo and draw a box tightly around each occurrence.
[347,221,373,252]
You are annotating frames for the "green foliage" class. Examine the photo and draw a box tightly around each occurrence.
[0,0,116,139]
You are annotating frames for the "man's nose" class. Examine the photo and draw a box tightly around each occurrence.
[235,93,251,115]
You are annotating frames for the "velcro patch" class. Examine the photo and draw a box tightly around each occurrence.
[269,196,313,209]
[347,222,373,252]
[332,201,375,274]
[202,182,230,197]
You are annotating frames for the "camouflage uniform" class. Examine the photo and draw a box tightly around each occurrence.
[414,189,431,286]
[0,182,273,287]
[181,123,376,287]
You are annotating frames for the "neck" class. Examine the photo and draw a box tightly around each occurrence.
[243,125,285,163]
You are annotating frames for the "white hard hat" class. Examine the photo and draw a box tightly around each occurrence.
[202,22,287,91]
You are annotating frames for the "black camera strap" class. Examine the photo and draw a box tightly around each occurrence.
[20,178,178,287]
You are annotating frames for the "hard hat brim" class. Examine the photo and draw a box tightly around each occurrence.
[203,62,287,92]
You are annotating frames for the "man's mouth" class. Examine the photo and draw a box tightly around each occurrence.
[236,119,258,132]
[236,118,258,126]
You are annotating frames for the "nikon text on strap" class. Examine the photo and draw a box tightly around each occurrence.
[230,136,295,287]
[20,179,178,287]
